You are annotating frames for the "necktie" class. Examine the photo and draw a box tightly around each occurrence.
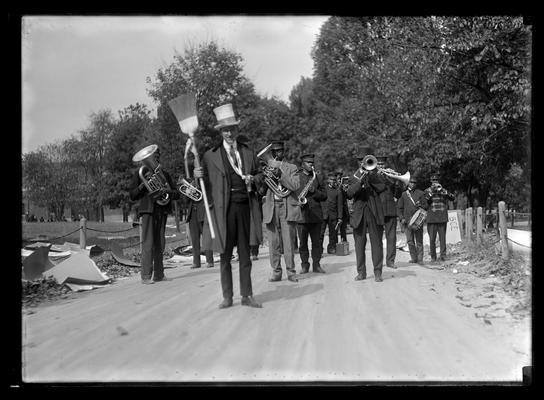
[229,147,238,168]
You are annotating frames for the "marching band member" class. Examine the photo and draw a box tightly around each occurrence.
[321,172,342,255]
[193,103,263,309]
[346,147,387,282]
[260,141,301,283]
[376,155,404,269]
[295,154,327,274]
[397,175,426,265]
[424,173,455,263]
[129,145,180,284]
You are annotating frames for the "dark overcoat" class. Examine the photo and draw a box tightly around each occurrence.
[200,140,263,254]
[346,170,386,228]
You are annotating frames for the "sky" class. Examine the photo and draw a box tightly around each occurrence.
[21,15,329,154]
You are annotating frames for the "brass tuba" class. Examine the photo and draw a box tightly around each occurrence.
[298,166,316,206]
[257,143,291,198]
[132,144,171,206]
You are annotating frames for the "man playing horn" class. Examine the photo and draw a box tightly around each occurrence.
[260,141,301,283]
[295,154,327,274]
[129,146,180,284]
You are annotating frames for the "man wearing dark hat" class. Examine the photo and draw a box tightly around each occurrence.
[321,171,342,255]
[397,175,426,265]
[296,154,327,274]
[335,169,350,243]
[194,103,264,309]
[345,146,387,282]
[129,145,181,284]
[376,155,404,269]
[423,173,455,263]
[260,140,301,282]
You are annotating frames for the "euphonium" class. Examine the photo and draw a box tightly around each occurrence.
[353,154,377,180]
[178,178,203,201]
[298,166,316,206]
[257,143,291,198]
[132,144,171,206]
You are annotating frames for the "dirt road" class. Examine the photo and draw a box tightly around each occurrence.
[22,236,531,383]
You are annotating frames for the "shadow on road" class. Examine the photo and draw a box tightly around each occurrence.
[255,282,324,304]
[382,269,417,280]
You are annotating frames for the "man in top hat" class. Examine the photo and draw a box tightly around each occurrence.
[321,171,342,255]
[397,174,426,265]
[260,140,301,282]
[345,146,387,282]
[423,173,455,263]
[193,103,264,309]
[376,155,404,269]
[296,154,327,274]
[335,169,350,243]
[129,145,181,284]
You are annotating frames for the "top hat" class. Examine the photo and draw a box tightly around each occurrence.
[301,153,315,162]
[213,104,240,130]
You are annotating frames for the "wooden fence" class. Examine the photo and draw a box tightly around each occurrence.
[460,202,531,259]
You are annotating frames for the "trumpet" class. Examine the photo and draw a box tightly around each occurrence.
[132,144,171,206]
[298,166,316,206]
[353,155,377,181]
[257,143,291,198]
[178,178,203,201]
[378,167,411,186]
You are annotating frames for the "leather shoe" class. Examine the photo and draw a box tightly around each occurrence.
[206,263,214,268]
[354,274,366,281]
[251,256,258,261]
[190,265,201,269]
[374,275,383,282]
[141,279,155,285]
[219,298,233,309]
[269,275,282,282]
[387,264,397,269]
[241,296,262,308]
[408,259,418,263]
[287,275,298,282]
[299,268,309,274]
[313,266,326,273]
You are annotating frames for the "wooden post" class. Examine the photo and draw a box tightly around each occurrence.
[79,217,87,249]
[465,207,473,242]
[139,216,143,254]
[456,210,464,240]
[498,201,509,260]
[476,207,483,244]
[511,209,515,228]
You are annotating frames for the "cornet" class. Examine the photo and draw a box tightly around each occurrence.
[132,144,171,206]
[178,178,203,201]
[353,155,378,181]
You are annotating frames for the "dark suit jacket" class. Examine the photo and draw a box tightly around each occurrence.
[378,177,404,217]
[397,189,426,222]
[323,184,343,220]
[346,170,386,228]
[129,168,179,216]
[296,170,327,223]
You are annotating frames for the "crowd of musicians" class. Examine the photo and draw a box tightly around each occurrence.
[130,102,455,309]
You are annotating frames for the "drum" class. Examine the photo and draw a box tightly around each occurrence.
[408,208,427,230]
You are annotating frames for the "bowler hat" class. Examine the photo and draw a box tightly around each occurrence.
[213,103,240,130]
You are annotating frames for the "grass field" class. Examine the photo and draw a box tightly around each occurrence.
[22,218,188,252]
